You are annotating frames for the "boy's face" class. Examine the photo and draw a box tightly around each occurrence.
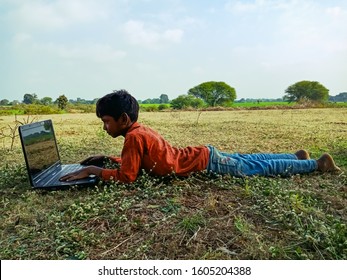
[101,114,129,138]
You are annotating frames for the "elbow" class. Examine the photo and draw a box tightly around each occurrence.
[119,174,137,184]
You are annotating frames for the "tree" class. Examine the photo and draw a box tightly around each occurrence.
[188,81,236,107]
[40,97,53,105]
[142,98,161,104]
[160,94,169,104]
[0,99,9,106]
[23,93,38,104]
[170,95,205,109]
[284,81,329,103]
[56,95,68,110]
[329,92,347,102]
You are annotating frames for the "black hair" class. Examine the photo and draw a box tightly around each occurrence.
[96,89,139,122]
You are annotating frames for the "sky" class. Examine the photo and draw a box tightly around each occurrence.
[1,0,347,102]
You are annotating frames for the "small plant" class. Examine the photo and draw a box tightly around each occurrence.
[178,213,206,235]
[234,216,250,234]
[160,198,181,214]
[0,115,37,150]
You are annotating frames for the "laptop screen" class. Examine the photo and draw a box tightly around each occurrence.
[19,120,60,178]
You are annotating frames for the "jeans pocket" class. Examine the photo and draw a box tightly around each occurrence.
[209,147,241,176]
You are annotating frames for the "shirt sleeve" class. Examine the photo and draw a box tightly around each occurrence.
[101,134,144,183]
[109,156,121,163]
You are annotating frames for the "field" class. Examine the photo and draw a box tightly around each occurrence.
[0,108,346,260]
[1,101,347,116]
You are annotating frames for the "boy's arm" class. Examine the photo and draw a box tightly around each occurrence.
[101,135,143,183]
[80,155,121,167]
[109,156,122,163]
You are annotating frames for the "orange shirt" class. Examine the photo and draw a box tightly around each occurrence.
[101,122,210,183]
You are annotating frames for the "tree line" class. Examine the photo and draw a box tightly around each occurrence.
[0,93,71,109]
[169,80,346,109]
[1,80,346,109]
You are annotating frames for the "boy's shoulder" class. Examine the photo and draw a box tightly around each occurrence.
[127,122,158,137]
[124,122,164,147]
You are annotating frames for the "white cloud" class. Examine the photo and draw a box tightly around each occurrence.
[122,20,159,47]
[8,0,108,30]
[12,33,32,45]
[122,20,183,49]
[225,1,259,12]
[49,44,127,62]
[43,44,126,63]
[224,1,347,54]
[326,6,344,18]
[163,29,183,43]
[12,34,126,63]
[1,0,346,101]
[225,0,289,13]
[277,3,347,53]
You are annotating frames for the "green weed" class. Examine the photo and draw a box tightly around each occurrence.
[178,213,206,235]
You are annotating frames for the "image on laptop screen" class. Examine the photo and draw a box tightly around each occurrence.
[20,120,60,178]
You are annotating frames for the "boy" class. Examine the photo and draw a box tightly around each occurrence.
[60,90,341,184]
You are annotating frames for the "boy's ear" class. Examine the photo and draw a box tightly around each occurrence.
[120,112,130,123]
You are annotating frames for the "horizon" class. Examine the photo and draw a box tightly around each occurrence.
[1,91,346,104]
[1,0,346,102]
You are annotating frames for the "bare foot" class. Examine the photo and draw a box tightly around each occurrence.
[295,149,310,160]
[316,153,341,172]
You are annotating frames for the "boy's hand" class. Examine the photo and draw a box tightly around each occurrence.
[80,155,107,167]
[60,166,102,182]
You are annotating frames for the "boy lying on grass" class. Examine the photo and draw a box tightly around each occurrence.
[60,90,341,184]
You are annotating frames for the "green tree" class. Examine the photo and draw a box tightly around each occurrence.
[23,93,38,104]
[41,97,53,105]
[160,94,169,104]
[170,95,205,109]
[56,95,68,110]
[188,81,236,107]
[329,92,347,102]
[284,81,329,103]
[0,99,9,105]
[142,98,161,104]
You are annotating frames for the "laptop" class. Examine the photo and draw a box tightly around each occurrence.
[18,119,97,190]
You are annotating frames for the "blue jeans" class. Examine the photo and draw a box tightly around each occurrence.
[206,145,317,177]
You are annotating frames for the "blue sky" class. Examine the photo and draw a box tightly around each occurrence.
[1,0,346,102]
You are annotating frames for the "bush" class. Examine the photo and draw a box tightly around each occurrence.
[140,105,159,112]
[66,104,96,113]
[170,95,205,109]
[23,104,63,115]
[158,104,170,111]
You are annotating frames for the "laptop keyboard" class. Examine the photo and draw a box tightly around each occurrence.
[35,164,84,187]
[62,164,83,174]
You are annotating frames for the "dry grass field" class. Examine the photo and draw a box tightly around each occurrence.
[0,108,346,259]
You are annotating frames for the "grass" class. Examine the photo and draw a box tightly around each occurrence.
[0,108,346,260]
[231,101,347,110]
[232,101,292,108]
[2,101,346,116]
